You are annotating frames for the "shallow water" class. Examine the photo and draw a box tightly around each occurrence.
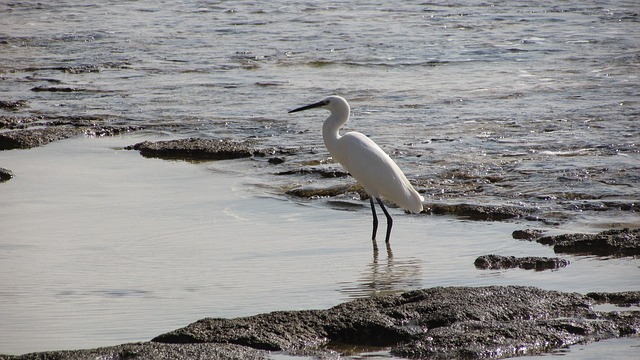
[0,135,638,356]
[0,0,639,357]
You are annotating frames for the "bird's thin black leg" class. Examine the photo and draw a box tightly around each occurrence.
[370,197,379,251]
[376,198,393,243]
[370,197,379,241]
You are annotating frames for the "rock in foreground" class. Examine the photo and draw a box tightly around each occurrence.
[0,342,267,360]
[2,286,638,360]
[152,286,638,359]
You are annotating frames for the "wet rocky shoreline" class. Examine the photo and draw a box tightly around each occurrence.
[1,286,638,359]
[2,123,637,230]
[1,120,638,359]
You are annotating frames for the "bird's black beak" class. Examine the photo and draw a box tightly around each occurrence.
[288,100,328,113]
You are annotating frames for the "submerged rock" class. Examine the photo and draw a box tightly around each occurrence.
[0,115,40,130]
[425,203,534,220]
[0,125,141,150]
[0,114,142,150]
[2,286,638,359]
[474,254,570,271]
[286,183,356,198]
[126,138,281,161]
[587,291,640,307]
[0,167,13,182]
[276,166,349,178]
[267,156,286,164]
[30,86,86,92]
[537,228,640,256]
[0,127,84,150]
[512,228,544,240]
[0,100,28,110]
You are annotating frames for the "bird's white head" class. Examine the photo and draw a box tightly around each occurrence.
[288,95,349,115]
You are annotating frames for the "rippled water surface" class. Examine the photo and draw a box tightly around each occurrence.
[1,0,638,357]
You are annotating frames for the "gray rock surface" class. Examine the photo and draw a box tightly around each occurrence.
[152,286,639,359]
[0,342,267,360]
[126,138,282,161]
[0,114,141,150]
[474,255,570,271]
[537,228,640,256]
[0,127,84,150]
[2,286,638,359]
[425,203,534,220]
[0,167,13,182]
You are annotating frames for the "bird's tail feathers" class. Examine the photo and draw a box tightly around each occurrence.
[403,187,424,214]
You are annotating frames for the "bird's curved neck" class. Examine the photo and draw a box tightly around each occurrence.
[322,108,349,144]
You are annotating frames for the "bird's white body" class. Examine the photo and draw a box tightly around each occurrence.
[289,95,423,245]
[321,98,424,214]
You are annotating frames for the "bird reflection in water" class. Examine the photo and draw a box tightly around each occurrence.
[339,244,423,299]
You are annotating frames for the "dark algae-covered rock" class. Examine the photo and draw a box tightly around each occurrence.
[0,342,267,360]
[276,166,350,178]
[0,127,84,150]
[286,183,355,198]
[153,310,329,351]
[126,138,284,161]
[0,168,13,183]
[0,100,28,110]
[537,228,640,256]
[586,291,640,307]
[512,228,544,240]
[2,286,638,359]
[0,126,140,150]
[0,114,142,150]
[474,254,570,271]
[150,286,638,359]
[425,203,534,220]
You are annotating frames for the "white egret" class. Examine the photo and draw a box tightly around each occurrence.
[289,96,424,245]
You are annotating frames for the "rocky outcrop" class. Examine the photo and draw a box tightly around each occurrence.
[425,203,535,220]
[2,286,638,359]
[474,255,570,271]
[152,286,638,359]
[0,342,267,360]
[0,168,13,182]
[126,138,287,161]
[537,228,640,256]
[0,127,84,150]
[0,114,141,150]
